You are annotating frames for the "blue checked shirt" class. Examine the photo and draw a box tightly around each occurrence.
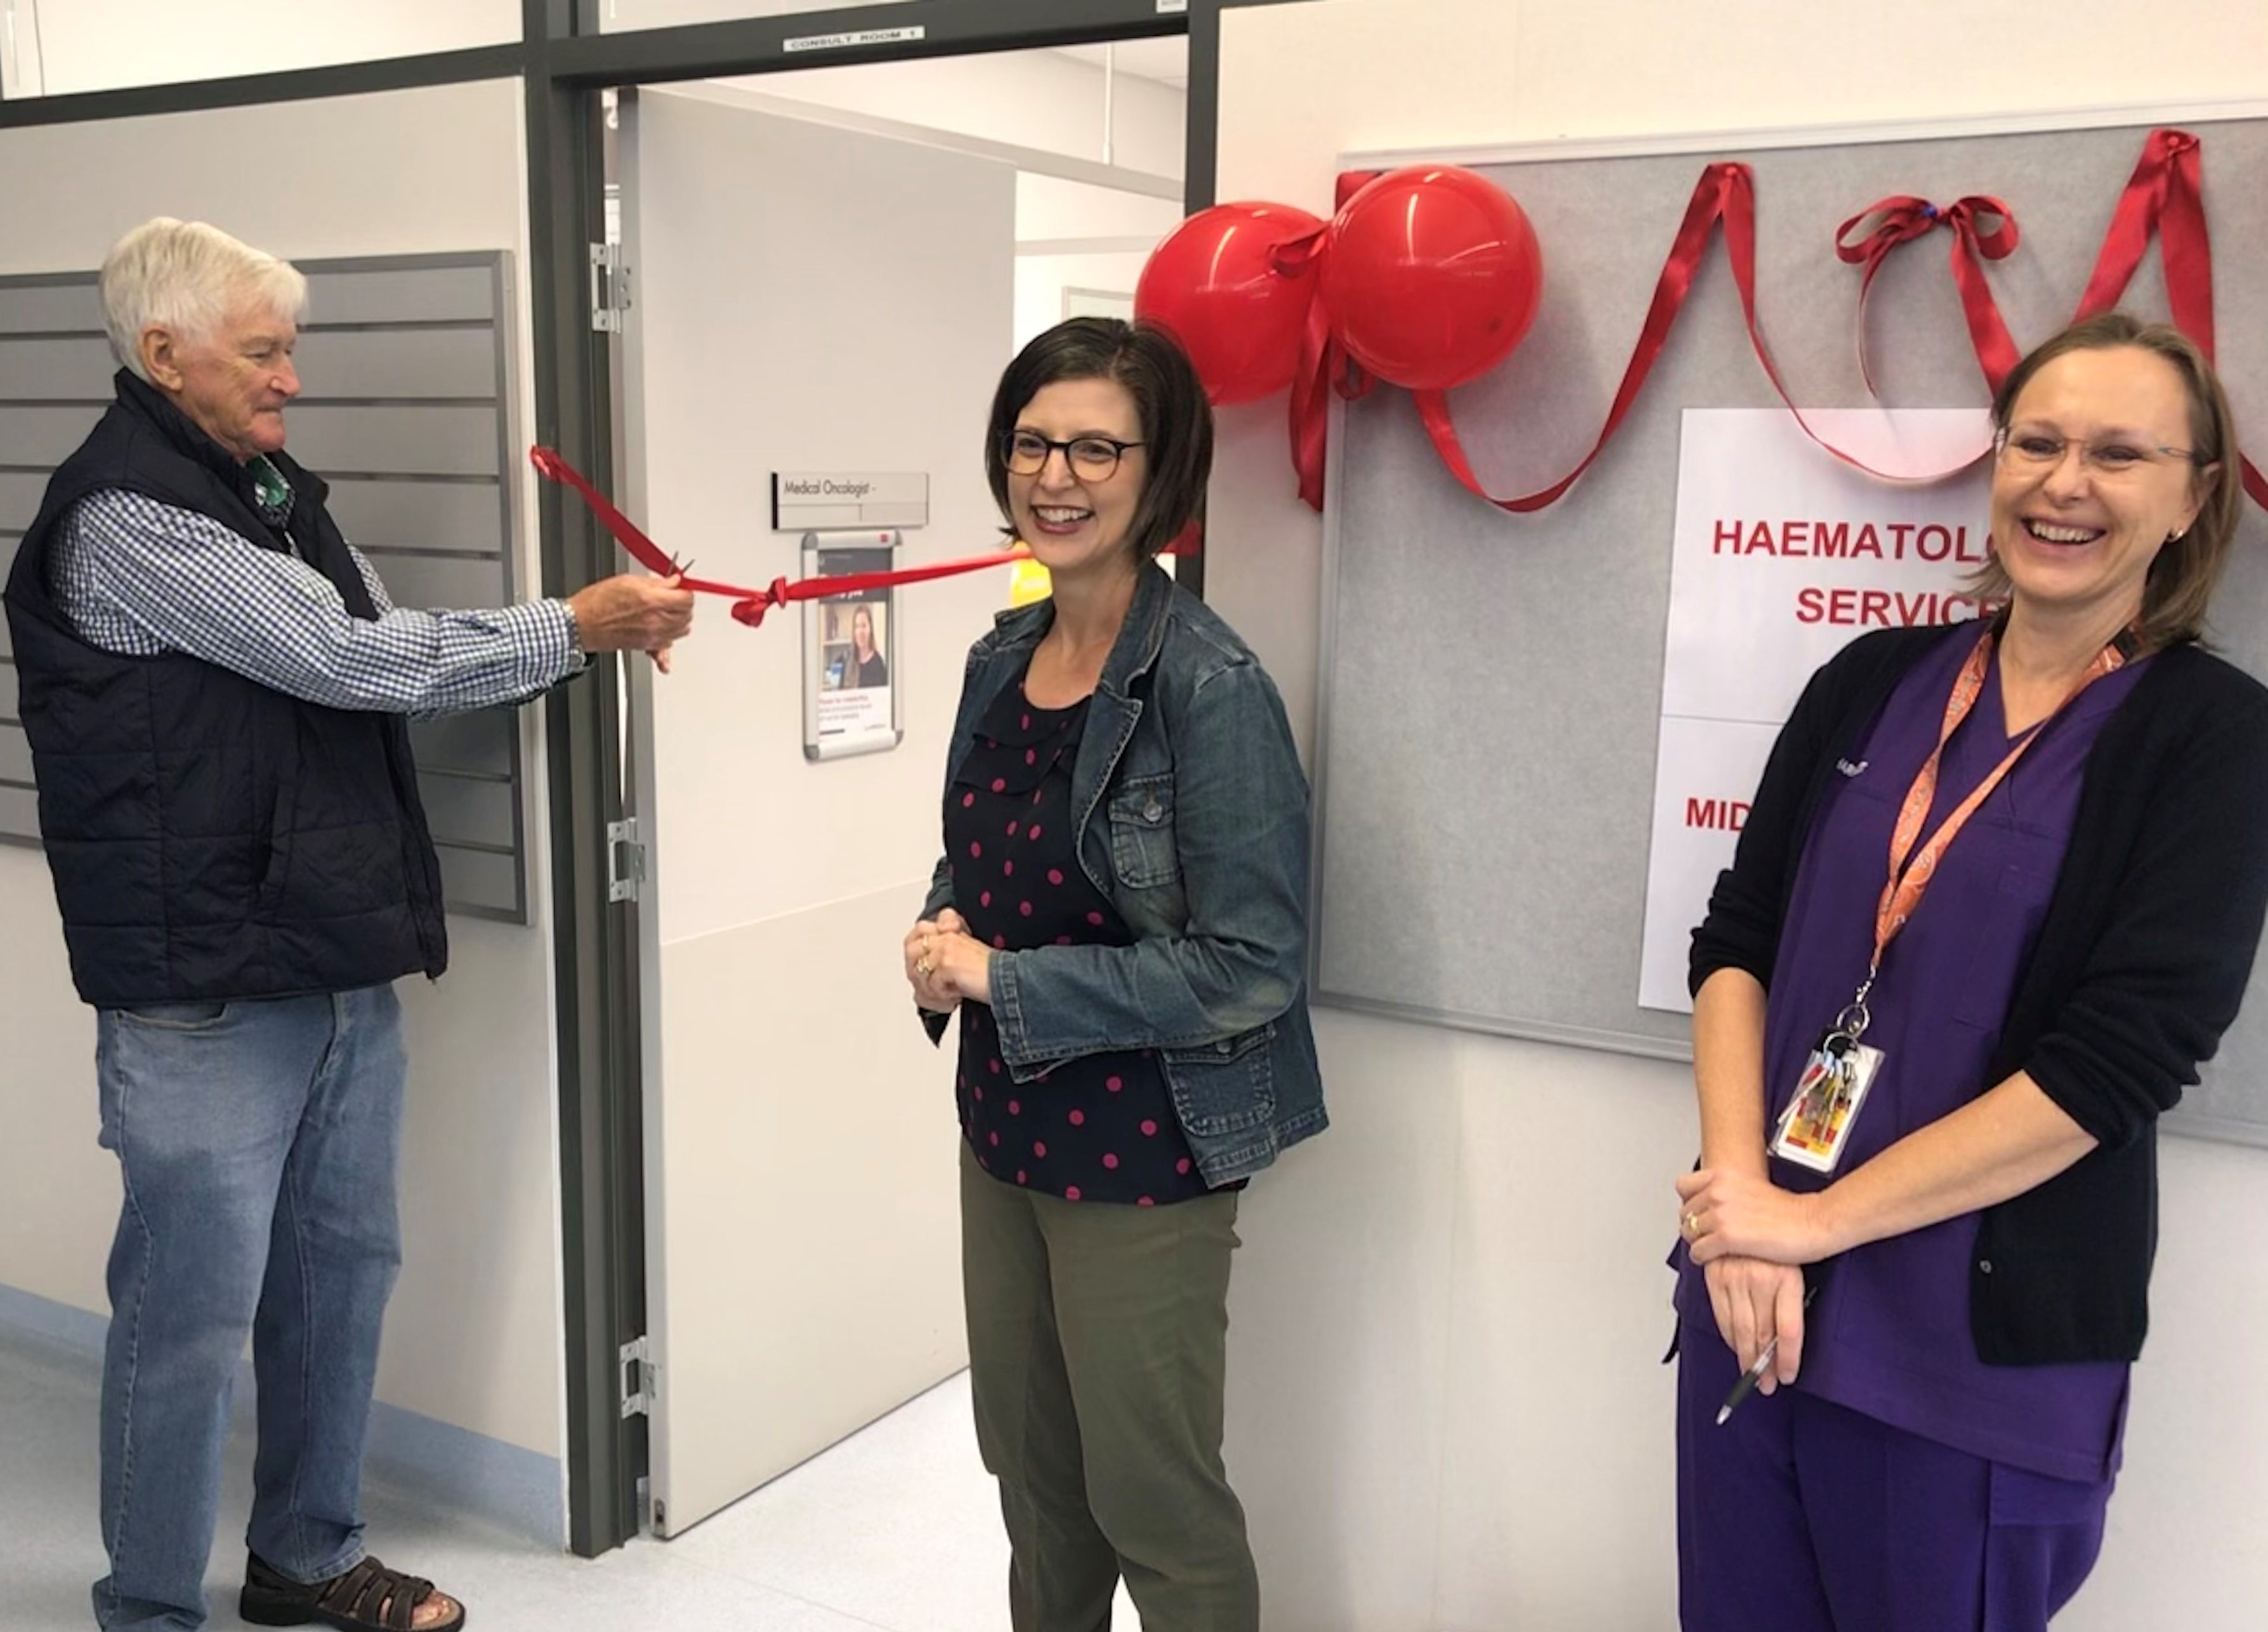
[51,488,582,715]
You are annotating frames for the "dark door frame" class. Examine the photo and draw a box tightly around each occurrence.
[1,0,1313,1555]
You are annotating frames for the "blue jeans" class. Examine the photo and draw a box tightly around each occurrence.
[91,987,407,1632]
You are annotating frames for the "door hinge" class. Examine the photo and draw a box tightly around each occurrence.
[589,242,632,332]
[606,818,646,903]
[619,1334,657,1418]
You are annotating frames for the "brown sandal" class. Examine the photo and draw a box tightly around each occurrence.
[239,1552,467,1632]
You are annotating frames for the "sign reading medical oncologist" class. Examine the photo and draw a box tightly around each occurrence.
[771,471,929,532]
[1635,408,1995,1013]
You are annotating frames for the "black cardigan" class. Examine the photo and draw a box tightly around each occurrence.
[1691,623,2268,1364]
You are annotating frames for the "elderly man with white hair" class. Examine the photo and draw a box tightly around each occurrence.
[2,219,695,1632]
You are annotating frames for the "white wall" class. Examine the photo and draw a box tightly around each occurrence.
[1210,4,2268,1630]
[1012,176,1178,351]
[1014,249,1146,349]
[1,0,517,96]
[1016,174,1183,251]
[0,79,567,1465]
[739,48,1186,180]
[725,53,1183,358]
[700,53,1185,402]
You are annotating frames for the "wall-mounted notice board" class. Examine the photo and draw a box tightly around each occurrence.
[1311,108,2268,1146]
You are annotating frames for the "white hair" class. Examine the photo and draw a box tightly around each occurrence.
[100,218,308,381]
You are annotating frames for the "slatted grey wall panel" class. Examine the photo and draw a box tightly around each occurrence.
[0,255,528,922]
[1,334,114,400]
[0,405,106,466]
[0,278,106,333]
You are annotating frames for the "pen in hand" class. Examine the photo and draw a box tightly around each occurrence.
[1715,1284,1817,1427]
[1715,1339,1781,1426]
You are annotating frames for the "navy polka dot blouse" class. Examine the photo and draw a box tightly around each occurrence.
[944,667,1211,1207]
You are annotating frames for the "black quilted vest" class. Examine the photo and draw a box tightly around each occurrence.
[2,370,448,1006]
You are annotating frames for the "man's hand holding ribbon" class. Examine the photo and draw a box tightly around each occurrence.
[566,570,696,672]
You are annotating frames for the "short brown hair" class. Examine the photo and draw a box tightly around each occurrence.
[1974,311,2241,649]
[985,318,1212,563]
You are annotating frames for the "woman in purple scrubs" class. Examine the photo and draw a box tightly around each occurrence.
[1671,313,2268,1632]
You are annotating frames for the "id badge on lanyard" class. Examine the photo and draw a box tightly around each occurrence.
[1771,1007,1885,1173]
[1768,625,2127,1173]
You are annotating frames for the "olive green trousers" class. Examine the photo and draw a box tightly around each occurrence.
[959,1142,1259,1632]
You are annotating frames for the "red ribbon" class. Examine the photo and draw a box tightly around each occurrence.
[529,446,1035,629]
[2073,128,2268,507]
[1299,128,2267,516]
[1835,194,2021,395]
[1410,162,1984,516]
[719,547,1046,631]
[1283,170,1381,511]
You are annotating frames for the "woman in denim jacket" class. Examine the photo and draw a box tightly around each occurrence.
[903,318,1323,1631]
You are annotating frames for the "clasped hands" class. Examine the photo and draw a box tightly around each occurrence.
[903,908,993,1012]
[1676,1166,1844,1399]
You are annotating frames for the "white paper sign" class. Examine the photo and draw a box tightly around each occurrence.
[1635,408,1995,1013]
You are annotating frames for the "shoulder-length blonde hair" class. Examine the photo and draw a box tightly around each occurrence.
[1972,311,2242,650]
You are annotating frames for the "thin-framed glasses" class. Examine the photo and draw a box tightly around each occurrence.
[1994,426,2205,476]
[1003,431,1144,481]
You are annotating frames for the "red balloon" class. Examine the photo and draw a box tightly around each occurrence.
[1136,201,1326,405]
[1323,167,1544,391]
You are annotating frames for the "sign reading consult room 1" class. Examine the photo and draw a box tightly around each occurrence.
[771,472,929,532]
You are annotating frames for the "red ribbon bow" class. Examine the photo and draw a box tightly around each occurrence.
[1835,193,2021,395]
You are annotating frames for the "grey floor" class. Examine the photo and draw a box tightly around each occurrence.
[0,1322,1138,1631]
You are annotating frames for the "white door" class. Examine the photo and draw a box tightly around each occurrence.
[619,85,1018,1537]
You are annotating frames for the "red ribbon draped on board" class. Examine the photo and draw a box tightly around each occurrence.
[1405,162,1983,518]
[1293,126,2264,514]
[2074,129,2268,507]
[530,447,1032,628]
[1835,193,2021,395]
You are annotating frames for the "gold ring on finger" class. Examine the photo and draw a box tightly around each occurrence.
[1683,1212,1701,1238]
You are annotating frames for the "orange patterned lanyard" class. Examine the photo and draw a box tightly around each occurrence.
[1867,626,2127,988]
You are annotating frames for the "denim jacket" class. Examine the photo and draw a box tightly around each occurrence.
[919,563,1327,1186]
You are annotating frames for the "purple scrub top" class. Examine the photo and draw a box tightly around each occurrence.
[1679,627,2149,1482]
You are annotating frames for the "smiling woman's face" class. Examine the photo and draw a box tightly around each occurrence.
[1989,344,2206,630]
[1006,377,1148,584]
